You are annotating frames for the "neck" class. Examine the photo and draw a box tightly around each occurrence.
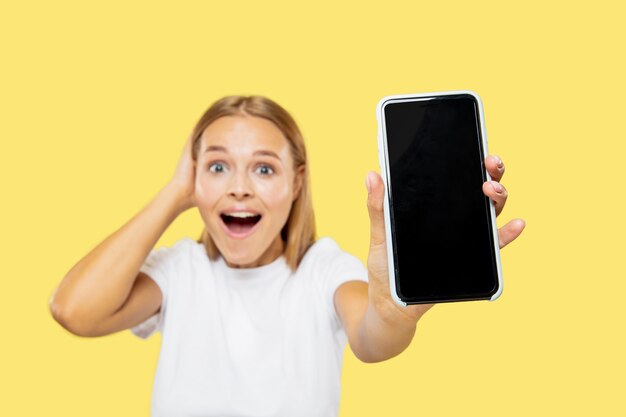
[225,236,285,269]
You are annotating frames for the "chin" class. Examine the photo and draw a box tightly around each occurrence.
[218,243,263,268]
[222,253,256,267]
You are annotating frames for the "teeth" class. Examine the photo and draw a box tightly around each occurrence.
[225,212,258,218]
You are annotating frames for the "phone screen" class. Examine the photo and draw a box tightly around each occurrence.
[382,94,499,303]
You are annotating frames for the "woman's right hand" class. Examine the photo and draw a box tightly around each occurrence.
[166,132,197,213]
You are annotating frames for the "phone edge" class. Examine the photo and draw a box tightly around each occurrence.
[471,91,505,302]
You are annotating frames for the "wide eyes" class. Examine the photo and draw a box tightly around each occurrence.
[207,162,274,176]
[208,162,227,173]
[255,165,274,175]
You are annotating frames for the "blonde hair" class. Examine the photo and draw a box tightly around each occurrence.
[190,95,316,271]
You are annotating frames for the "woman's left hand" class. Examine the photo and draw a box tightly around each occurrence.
[365,154,526,325]
[480,154,526,248]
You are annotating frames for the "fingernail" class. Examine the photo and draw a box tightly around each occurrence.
[494,155,503,168]
[366,173,372,194]
[491,181,503,193]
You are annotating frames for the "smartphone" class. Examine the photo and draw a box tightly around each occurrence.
[376,90,503,307]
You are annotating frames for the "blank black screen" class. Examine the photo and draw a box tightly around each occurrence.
[384,94,498,303]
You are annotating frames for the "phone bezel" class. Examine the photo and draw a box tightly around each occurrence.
[375,90,503,307]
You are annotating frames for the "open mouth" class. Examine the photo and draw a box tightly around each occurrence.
[220,212,262,236]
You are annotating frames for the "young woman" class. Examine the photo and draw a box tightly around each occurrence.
[50,95,525,416]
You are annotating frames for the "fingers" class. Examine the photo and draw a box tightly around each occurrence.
[485,154,505,183]
[366,171,386,247]
[482,180,508,216]
[186,132,196,156]
[498,219,526,249]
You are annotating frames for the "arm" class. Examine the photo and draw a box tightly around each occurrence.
[50,134,197,336]
[335,155,526,363]
[335,280,422,363]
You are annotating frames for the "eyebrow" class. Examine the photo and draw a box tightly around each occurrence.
[203,145,282,160]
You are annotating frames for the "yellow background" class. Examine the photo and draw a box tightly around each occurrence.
[2,0,624,415]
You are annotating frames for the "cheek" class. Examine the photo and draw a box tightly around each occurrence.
[255,177,292,213]
[194,175,224,213]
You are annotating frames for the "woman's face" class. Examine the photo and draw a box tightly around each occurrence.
[195,115,303,268]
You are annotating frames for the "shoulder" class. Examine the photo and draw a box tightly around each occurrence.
[305,236,350,256]
[146,237,201,265]
[173,236,201,252]
[299,237,367,277]
[297,237,368,327]
[300,237,343,264]
[153,236,198,254]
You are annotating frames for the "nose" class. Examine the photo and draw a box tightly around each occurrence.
[227,170,253,200]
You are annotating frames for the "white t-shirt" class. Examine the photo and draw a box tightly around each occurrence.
[130,236,369,417]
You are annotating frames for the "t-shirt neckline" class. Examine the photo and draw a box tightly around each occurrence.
[213,252,288,286]
[191,238,290,285]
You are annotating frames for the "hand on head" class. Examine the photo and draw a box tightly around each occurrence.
[168,133,198,213]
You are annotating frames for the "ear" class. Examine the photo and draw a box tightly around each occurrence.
[292,165,305,202]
